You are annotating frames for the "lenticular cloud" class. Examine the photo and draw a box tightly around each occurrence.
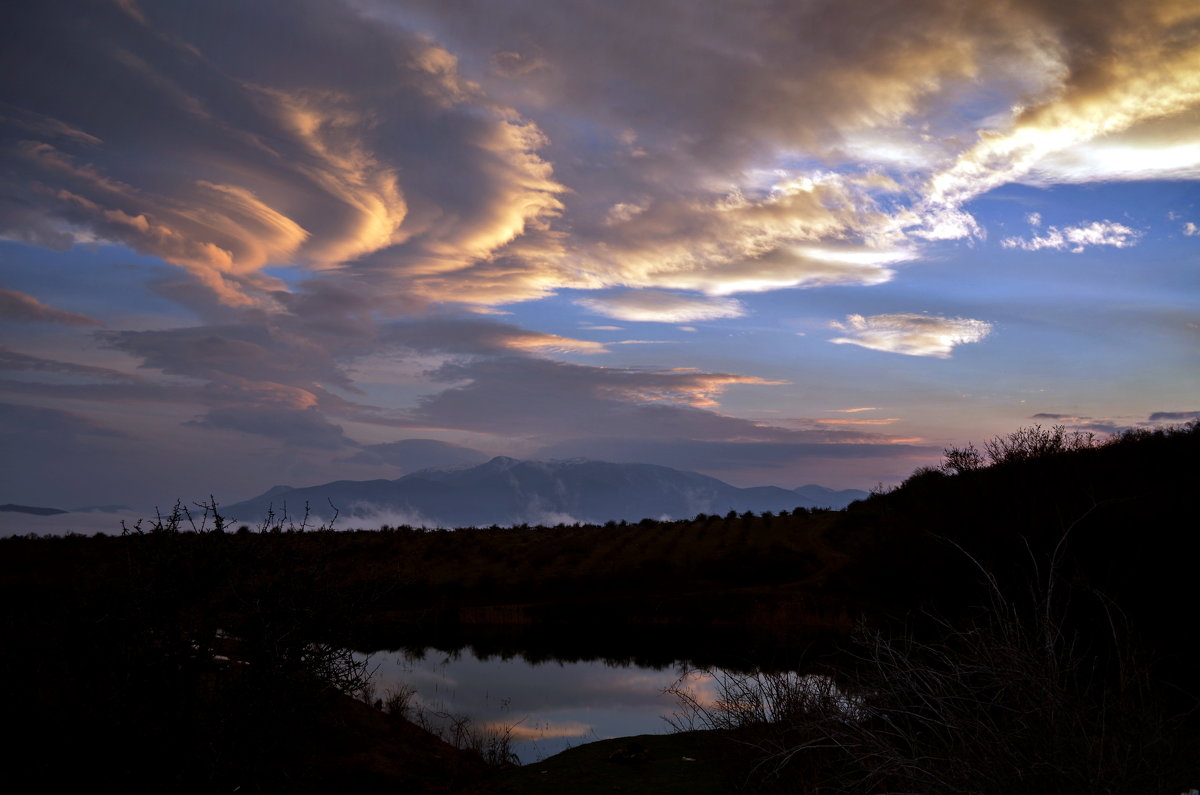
[830,314,992,358]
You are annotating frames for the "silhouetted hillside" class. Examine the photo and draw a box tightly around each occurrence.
[829,423,1200,678]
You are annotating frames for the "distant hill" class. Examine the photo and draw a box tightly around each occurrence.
[224,458,867,528]
[0,504,68,516]
[792,484,869,509]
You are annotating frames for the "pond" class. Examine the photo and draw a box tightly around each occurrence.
[366,648,725,763]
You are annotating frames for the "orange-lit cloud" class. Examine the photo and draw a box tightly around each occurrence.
[2,4,564,309]
[913,0,1200,234]
[7,0,1198,312]
[498,331,608,355]
[598,371,785,409]
[0,286,102,326]
[577,291,744,323]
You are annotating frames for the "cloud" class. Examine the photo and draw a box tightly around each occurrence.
[1,1,564,308]
[0,346,138,382]
[576,290,744,323]
[813,417,900,426]
[187,406,351,449]
[1148,410,1200,422]
[102,325,355,397]
[405,356,786,438]
[6,0,1197,313]
[385,319,607,355]
[0,400,127,440]
[829,313,992,358]
[1027,412,1125,435]
[915,1,1200,229]
[3,0,1198,507]
[566,184,913,297]
[1001,220,1141,253]
[339,438,489,470]
[536,437,937,480]
[1184,222,1200,236]
[380,0,1200,283]
[0,286,102,326]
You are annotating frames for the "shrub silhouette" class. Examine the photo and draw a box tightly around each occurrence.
[670,549,1190,794]
[942,423,1097,474]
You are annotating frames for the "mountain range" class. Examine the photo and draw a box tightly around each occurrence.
[223,457,868,529]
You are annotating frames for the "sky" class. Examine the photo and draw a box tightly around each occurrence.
[1,0,1198,513]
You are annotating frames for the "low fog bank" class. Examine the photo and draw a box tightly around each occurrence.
[0,507,148,537]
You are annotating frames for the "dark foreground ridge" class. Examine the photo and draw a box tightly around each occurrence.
[2,423,1197,792]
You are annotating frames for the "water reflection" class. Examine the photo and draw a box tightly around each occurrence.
[369,648,714,763]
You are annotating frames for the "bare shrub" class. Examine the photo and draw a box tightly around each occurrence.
[383,683,417,719]
[404,702,521,767]
[667,670,858,734]
[667,553,1189,794]
[940,442,985,474]
[942,425,1099,475]
[982,424,1096,465]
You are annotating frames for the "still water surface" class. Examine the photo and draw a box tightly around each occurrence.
[368,649,718,763]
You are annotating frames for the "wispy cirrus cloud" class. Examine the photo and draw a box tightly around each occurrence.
[1001,220,1141,253]
[829,314,992,358]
